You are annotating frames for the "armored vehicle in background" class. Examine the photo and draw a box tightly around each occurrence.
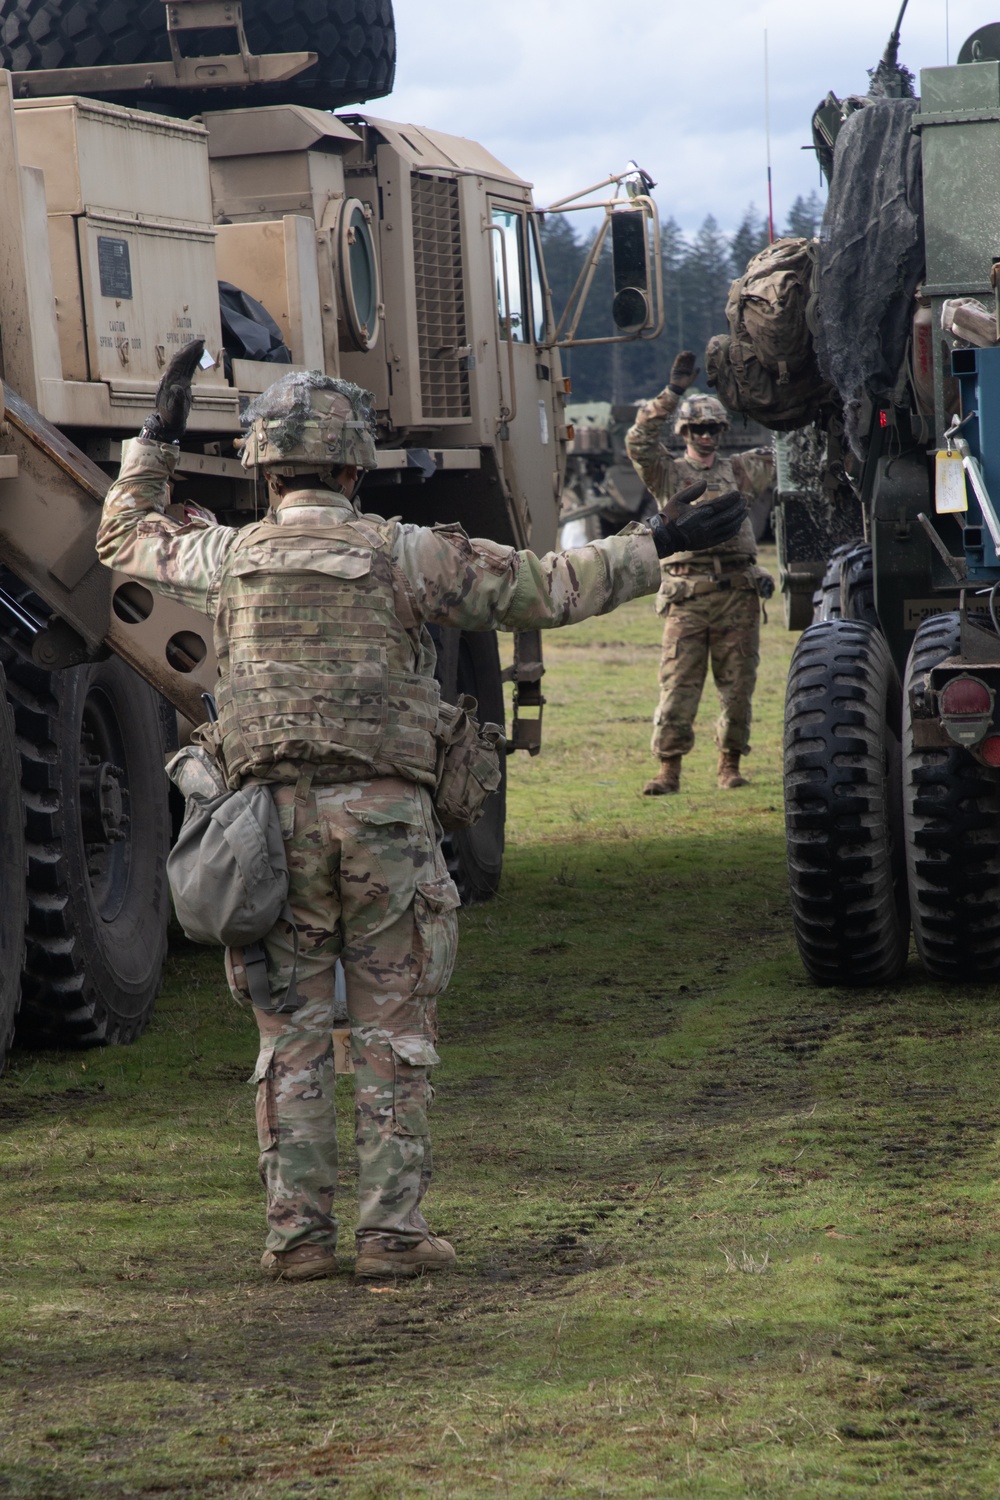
[0,0,662,1062]
[560,402,653,544]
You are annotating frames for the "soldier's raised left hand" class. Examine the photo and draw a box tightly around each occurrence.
[141,338,206,444]
[668,349,698,395]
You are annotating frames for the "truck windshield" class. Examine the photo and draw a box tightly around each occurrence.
[491,207,525,343]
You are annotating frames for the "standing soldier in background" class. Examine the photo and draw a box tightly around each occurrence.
[97,344,747,1285]
[627,351,775,795]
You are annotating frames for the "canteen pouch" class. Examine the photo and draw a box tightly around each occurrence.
[165,745,289,947]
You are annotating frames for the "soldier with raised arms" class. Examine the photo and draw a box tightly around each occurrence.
[627,351,775,795]
[97,342,746,1283]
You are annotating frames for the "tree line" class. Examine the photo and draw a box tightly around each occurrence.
[541,192,824,406]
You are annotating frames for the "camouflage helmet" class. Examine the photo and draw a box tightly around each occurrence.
[239,372,378,474]
[674,393,730,437]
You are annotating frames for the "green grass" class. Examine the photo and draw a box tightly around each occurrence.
[4,551,1000,1497]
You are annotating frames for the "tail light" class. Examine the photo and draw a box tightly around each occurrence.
[981,735,1000,767]
[940,676,992,716]
[939,674,995,747]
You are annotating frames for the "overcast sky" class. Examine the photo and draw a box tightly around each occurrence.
[385,1,987,237]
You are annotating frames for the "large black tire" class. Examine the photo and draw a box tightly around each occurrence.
[3,648,171,1047]
[784,619,910,985]
[0,0,395,115]
[811,539,864,624]
[903,612,1000,980]
[840,542,879,627]
[0,665,26,1070]
[812,560,843,623]
[431,627,506,905]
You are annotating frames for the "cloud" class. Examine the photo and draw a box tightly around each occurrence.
[383,0,985,236]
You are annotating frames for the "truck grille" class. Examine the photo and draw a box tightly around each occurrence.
[411,175,470,422]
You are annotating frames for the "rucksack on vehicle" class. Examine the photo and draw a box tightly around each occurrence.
[705,237,833,431]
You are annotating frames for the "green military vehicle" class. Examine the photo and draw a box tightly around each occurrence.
[0,0,663,1063]
[758,10,1000,985]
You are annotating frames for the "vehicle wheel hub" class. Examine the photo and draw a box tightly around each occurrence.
[79,761,126,843]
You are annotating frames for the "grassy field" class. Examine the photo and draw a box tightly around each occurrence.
[4,548,1000,1498]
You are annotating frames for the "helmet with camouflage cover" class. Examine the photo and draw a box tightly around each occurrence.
[239,372,378,474]
[674,393,730,437]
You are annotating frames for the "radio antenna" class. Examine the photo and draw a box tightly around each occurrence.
[764,28,775,243]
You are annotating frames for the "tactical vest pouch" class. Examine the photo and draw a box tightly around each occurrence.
[165,745,289,948]
[433,694,504,832]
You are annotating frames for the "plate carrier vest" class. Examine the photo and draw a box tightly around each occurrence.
[215,512,440,788]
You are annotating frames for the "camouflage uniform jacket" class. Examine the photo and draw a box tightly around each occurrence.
[97,438,662,780]
[625,386,774,568]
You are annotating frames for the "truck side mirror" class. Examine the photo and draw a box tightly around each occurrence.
[611,208,652,334]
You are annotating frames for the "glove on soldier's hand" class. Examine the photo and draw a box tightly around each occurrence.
[668,349,698,395]
[647,480,748,558]
[141,338,205,443]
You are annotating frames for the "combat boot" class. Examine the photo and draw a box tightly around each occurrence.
[354,1233,457,1279]
[642,756,682,796]
[260,1242,339,1282]
[717,751,749,789]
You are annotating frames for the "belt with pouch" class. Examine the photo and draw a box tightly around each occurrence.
[664,556,754,591]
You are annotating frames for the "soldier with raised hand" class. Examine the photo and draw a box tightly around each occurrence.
[97,342,747,1284]
[626,351,775,795]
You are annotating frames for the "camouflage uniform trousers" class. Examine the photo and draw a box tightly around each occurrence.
[651,586,761,759]
[233,776,460,1257]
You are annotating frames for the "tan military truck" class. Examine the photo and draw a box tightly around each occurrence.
[0,0,662,1061]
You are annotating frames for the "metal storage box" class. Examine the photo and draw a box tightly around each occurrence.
[13,96,226,394]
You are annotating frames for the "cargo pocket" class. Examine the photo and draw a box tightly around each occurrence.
[249,1043,277,1151]
[389,1034,441,1138]
[412,876,461,998]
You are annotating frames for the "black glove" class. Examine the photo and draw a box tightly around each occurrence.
[647,481,748,558]
[140,338,205,443]
[668,349,698,396]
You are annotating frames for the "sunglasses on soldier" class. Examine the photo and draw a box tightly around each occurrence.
[688,423,722,436]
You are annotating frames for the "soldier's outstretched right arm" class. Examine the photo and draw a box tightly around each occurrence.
[392,485,746,635]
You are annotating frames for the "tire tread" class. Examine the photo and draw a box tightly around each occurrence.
[784,618,910,985]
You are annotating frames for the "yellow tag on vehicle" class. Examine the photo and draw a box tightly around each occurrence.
[935,449,968,513]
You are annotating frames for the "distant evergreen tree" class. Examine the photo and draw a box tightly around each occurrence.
[784,190,824,240]
[538,214,584,331]
[677,215,732,366]
[661,216,687,351]
[729,204,770,278]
